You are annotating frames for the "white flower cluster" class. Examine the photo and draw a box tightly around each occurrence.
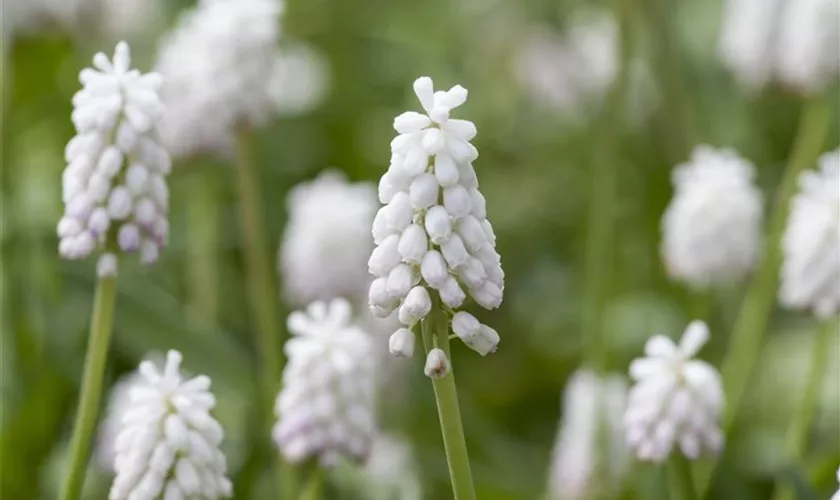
[279,170,378,306]
[368,77,504,364]
[154,0,283,157]
[548,370,628,500]
[780,149,840,318]
[110,351,232,500]
[58,42,170,277]
[661,146,763,289]
[274,299,376,465]
[719,0,840,93]
[624,321,724,463]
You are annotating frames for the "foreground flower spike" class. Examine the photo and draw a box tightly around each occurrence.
[369,76,504,361]
[154,0,284,157]
[548,370,628,500]
[110,351,232,500]
[279,170,378,305]
[274,299,376,465]
[624,321,724,462]
[58,41,170,275]
[660,146,763,289]
[779,149,840,318]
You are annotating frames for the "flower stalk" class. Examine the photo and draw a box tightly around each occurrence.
[421,295,476,500]
[59,273,118,500]
[770,319,836,500]
[699,96,832,495]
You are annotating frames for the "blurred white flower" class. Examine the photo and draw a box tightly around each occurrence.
[661,146,763,289]
[624,321,724,463]
[57,42,170,275]
[279,170,378,305]
[269,42,331,116]
[363,434,422,500]
[719,0,840,93]
[154,0,284,157]
[547,370,628,500]
[274,299,376,465]
[96,372,142,472]
[110,350,232,500]
[779,149,840,318]
[369,76,504,370]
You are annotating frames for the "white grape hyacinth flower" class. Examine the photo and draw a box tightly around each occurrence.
[58,42,170,277]
[661,146,763,289]
[154,0,283,158]
[368,76,504,370]
[718,0,840,93]
[779,149,840,318]
[109,350,232,500]
[624,321,724,462]
[279,170,378,306]
[548,370,628,500]
[273,299,376,465]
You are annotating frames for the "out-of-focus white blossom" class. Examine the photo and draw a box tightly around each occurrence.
[547,370,628,500]
[110,350,232,500]
[661,146,763,289]
[273,299,376,465]
[368,77,504,371]
[278,170,378,305]
[269,42,331,116]
[58,42,170,275]
[154,0,284,157]
[779,149,840,318]
[624,321,724,463]
[719,0,840,93]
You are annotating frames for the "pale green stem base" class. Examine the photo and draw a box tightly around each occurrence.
[421,297,476,500]
[234,131,290,498]
[669,454,698,500]
[59,275,118,500]
[770,320,836,500]
[698,97,832,497]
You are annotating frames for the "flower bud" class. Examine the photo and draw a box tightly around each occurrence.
[439,276,465,308]
[421,250,449,289]
[424,205,452,244]
[443,184,471,219]
[424,348,450,378]
[398,286,431,325]
[398,224,428,264]
[409,173,438,210]
[389,328,416,357]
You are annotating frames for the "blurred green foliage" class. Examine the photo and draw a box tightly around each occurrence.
[1,0,838,499]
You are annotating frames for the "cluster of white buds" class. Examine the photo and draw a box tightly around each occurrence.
[368,77,504,367]
[624,321,724,463]
[273,299,376,465]
[547,370,628,500]
[109,351,232,500]
[779,149,840,318]
[58,42,170,277]
[278,170,378,306]
[154,0,284,158]
[660,146,763,289]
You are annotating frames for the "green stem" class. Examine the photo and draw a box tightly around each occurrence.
[297,466,323,500]
[770,320,836,500]
[59,274,118,500]
[234,130,289,497]
[698,97,832,497]
[669,454,698,500]
[421,296,476,500]
[580,0,634,370]
[186,170,219,320]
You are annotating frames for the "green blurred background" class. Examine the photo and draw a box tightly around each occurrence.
[1,0,838,498]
